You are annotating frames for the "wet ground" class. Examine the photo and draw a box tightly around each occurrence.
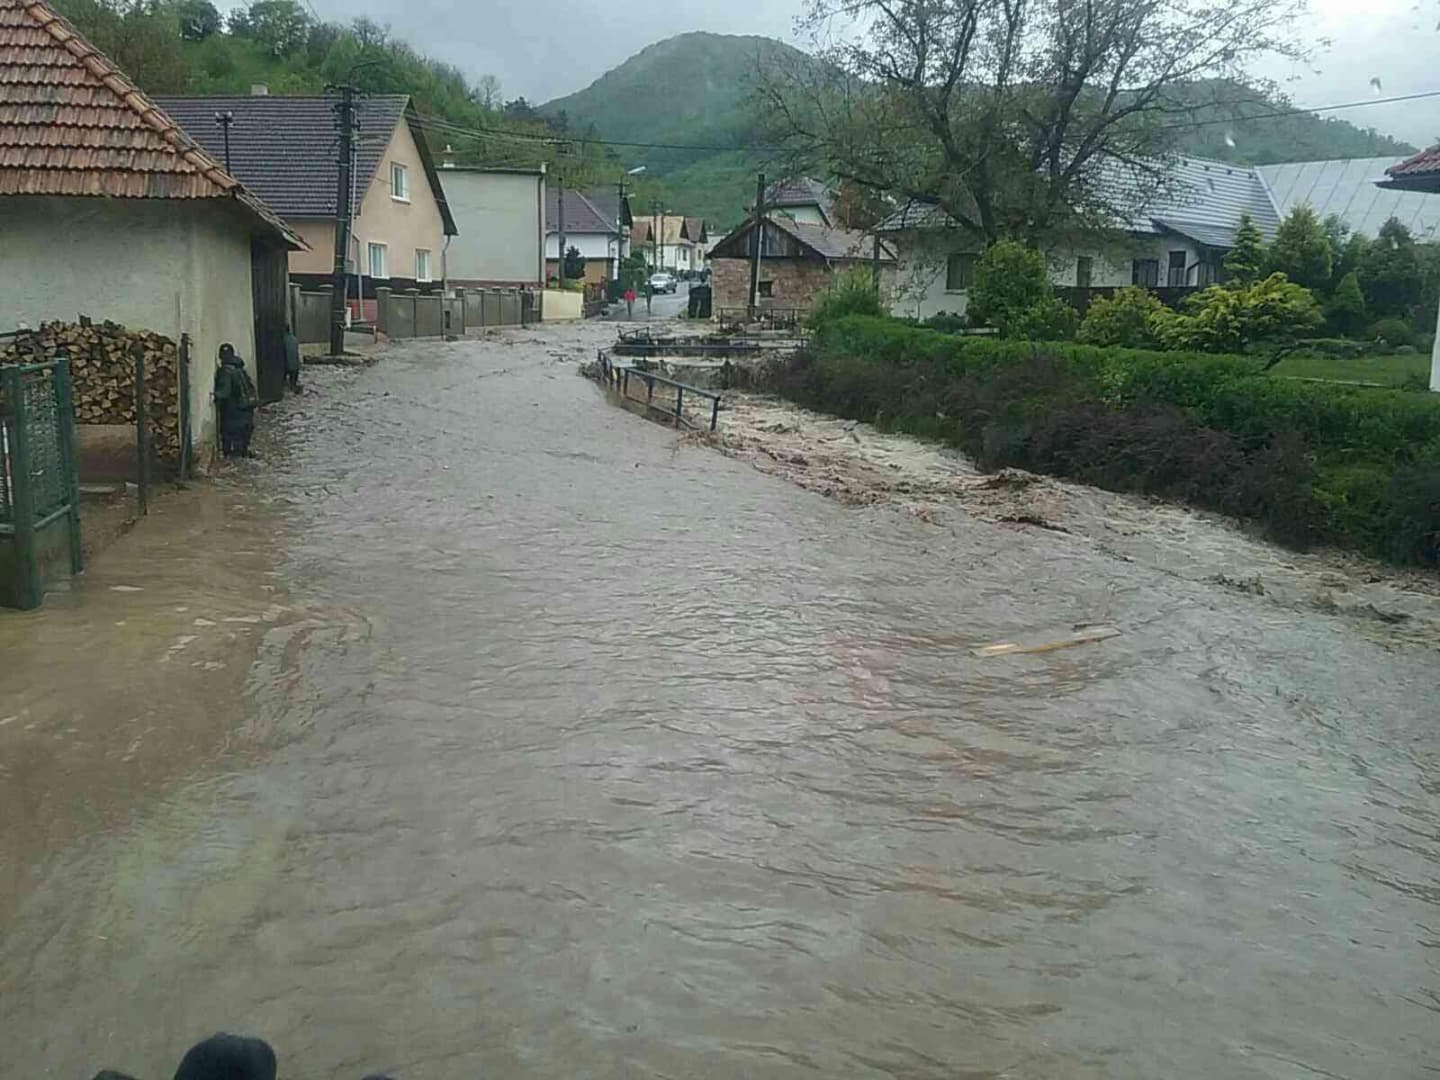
[2,320,1437,1079]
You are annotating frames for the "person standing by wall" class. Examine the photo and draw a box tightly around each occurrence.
[214,343,258,458]
[283,325,302,394]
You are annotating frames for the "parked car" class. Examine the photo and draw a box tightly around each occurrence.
[648,272,678,294]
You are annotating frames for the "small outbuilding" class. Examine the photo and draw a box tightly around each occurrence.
[708,215,894,314]
[0,0,303,457]
[1377,147,1440,391]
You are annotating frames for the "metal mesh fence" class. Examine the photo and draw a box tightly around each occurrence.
[0,378,12,529]
[21,366,65,518]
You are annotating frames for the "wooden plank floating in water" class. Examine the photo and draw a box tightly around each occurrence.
[971,626,1121,657]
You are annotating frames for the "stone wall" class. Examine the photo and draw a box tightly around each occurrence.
[712,257,846,312]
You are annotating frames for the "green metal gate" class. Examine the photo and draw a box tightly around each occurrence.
[1,358,82,610]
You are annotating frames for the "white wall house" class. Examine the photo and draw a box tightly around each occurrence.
[879,157,1282,320]
[545,188,621,283]
[0,0,301,462]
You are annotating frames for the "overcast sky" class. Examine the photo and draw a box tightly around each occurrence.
[304,0,1440,148]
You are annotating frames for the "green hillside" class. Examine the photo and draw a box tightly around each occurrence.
[542,36,1417,233]
[540,33,805,231]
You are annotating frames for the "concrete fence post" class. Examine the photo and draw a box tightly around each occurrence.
[375,287,391,335]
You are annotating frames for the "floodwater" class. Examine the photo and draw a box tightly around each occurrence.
[2,321,1437,1079]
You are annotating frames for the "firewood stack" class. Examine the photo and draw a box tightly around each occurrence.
[0,319,182,463]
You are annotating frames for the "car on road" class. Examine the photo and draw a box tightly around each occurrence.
[648,272,678,294]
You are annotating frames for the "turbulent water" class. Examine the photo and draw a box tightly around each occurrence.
[2,322,1437,1079]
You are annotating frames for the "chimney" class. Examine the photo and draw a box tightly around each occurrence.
[249,83,268,96]
[441,144,455,169]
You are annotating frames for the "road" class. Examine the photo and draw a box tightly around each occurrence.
[1,320,1437,1079]
[603,279,693,322]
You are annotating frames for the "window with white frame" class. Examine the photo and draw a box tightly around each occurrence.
[390,162,409,202]
[368,242,387,280]
[415,248,432,282]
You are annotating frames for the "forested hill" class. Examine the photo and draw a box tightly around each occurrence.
[544,34,1417,230]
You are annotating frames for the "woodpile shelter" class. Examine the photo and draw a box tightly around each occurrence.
[709,215,894,314]
[0,0,302,464]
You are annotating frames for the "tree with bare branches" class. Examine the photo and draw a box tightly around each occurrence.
[758,0,1304,244]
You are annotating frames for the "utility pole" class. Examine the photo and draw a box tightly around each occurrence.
[557,178,566,287]
[653,200,661,272]
[328,84,358,357]
[748,172,766,322]
[214,110,235,173]
[616,177,627,284]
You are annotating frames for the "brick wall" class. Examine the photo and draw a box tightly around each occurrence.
[713,256,887,312]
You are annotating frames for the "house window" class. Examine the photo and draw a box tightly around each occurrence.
[1195,260,1217,286]
[945,253,976,291]
[757,280,774,298]
[415,248,432,282]
[1132,258,1159,287]
[1076,256,1093,289]
[367,242,387,280]
[1167,250,1187,287]
[390,162,409,202]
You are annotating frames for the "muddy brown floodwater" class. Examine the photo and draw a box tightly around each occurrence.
[2,321,1438,1079]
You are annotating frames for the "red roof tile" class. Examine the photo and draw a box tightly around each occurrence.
[1385,146,1440,179]
[0,0,299,243]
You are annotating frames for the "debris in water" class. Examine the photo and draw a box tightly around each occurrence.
[972,626,1121,657]
[998,513,1069,533]
[109,585,143,592]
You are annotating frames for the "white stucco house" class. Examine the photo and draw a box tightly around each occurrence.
[545,187,623,284]
[632,214,707,275]
[879,158,1283,321]
[0,0,302,457]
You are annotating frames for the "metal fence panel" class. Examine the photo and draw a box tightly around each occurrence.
[0,359,81,609]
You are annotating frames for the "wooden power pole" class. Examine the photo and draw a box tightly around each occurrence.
[748,172,766,322]
[328,84,357,357]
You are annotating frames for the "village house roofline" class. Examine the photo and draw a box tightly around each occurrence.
[711,213,895,263]
[546,187,618,237]
[0,0,302,248]
[153,93,458,235]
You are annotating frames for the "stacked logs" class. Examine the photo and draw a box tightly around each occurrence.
[0,319,182,463]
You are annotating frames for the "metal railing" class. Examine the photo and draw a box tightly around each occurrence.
[716,306,804,332]
[597,352,723,432]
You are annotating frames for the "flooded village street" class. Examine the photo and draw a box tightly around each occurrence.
[2,321,1438,1079]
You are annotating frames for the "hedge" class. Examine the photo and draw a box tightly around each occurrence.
[771,316,1440,565]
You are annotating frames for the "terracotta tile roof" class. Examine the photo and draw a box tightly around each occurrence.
[0,0,299,244]
[1384,146,1440,179]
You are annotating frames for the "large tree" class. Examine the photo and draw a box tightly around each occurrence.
[757,0,1303,244]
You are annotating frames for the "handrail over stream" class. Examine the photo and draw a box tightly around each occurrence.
[597,351,723,432]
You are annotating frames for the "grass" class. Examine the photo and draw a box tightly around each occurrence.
[1270,350,1431,388]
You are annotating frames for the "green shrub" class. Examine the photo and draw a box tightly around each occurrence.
[808,267,884,328]
[1326,271,1367,337]
[967,240,1076,340]
[1078,287,1168,348]
[788,314,1440,566]
[1157,273,1322,354]
[1368,317,1416,348]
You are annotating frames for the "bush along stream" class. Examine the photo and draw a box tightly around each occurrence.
[769,315,1440,566]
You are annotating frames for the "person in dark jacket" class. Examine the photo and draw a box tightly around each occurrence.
[283,325,302,394]
[213,344,258,458]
